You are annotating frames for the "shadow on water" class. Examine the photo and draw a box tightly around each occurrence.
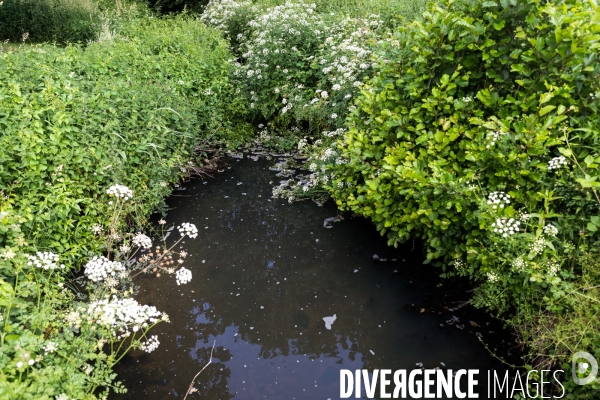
[111,157,516,399]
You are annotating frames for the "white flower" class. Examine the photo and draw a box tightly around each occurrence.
[158,219,166,225]
[56,394,69,400]
[511,258,527,272]
[547,261,560,276]
[308,163,317,172]
[548,156,567,171]
[530,238,545,255]
[43,341,58,354]
[491,217,520,237]
[487,191,511,209]
[106,184,133,201]
[141,335,160,353]
[119,245,131,253]
[332,84,341,91]
[486,131,505,149]
[0,247,16,260]
[27,252,64,270]
[177,223,198,239]
[331,113,338,119]
[320,91,329,99]
[175,267,192,285]
[132,233,152,249]
[86,296,162,339]
[462,96,472,103]
[84,256,125,282]
[91,224,103,234]
[543,224,558,236]
[487,272,499,282]
[16,361,23,368]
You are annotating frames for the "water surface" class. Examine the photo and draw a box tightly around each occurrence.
[113,157,511,399]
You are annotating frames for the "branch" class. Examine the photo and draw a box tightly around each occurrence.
[183,340,216,400]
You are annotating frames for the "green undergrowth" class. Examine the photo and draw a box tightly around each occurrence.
[0,14,249,399]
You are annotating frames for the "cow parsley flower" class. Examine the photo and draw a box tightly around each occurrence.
[487,272,499,282]
[106,184,133,201]
[84,256,125,282]
[132,233,152,249]
[530,238,545,255]
[141,335,160,353]
[27,252,64,270]
[44,341,58,354]
[546,261,560,276]
[175,267,192,285]
[177,223,198,239]
[86,297,162,339]
[487,192,511,209]
[511,258,527,272]
[543,224,558,236]
[491,218,520,237]
[548,156,567,171]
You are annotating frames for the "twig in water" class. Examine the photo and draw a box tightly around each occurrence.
[183,340,216,399]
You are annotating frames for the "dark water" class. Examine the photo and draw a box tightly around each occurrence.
[112,157,513,399]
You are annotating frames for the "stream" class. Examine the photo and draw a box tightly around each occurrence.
[111,157,514,399]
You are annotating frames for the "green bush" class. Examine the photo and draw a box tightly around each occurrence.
[327,0,600,394]
[0,0,103,43]
[0,15,248,261]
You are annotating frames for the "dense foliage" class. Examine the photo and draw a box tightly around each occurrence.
[0,14,248,398]
[323,0,600,395]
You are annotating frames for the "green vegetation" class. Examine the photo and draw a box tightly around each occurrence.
[0,7,248,398]
[324,0,600,396]
[1,0,599,397]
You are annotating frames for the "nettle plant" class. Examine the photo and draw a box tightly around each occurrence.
[0,185,199,399]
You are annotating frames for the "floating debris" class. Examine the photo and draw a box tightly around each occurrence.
[354,269,359,273]
[163,226,174,241]
[369,350,375,355]
[323,314,337,330]
[469,321,478,327]
[416,362,424,368]
[323,215,344,229]
[372,254,379,260]
[456,324,465,330]
[476,332,483,338]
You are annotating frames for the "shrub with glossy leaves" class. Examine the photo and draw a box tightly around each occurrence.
[327,0,600,392]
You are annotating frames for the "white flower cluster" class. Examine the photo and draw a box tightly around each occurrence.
[27,252,64,270]
[511,258,527,272]
[487,191,511,209]
[177,222,198,239]
[84,256,125,282]
[546,261,560,276]
[141,335,160,353]
[44,341,59,354]
[491,217,521,237]
[543,224,558,236]
[132,233,152,249]
[86,297,163,339]
[548,156,567,171]
[487,272,499,282]
[175,267,192,285]
[200,0,257,34]
[530,238,545,255]
[106,184,133,201]
[485,130,505,149]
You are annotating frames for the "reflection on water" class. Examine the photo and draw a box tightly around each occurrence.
[112,157,509,399]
